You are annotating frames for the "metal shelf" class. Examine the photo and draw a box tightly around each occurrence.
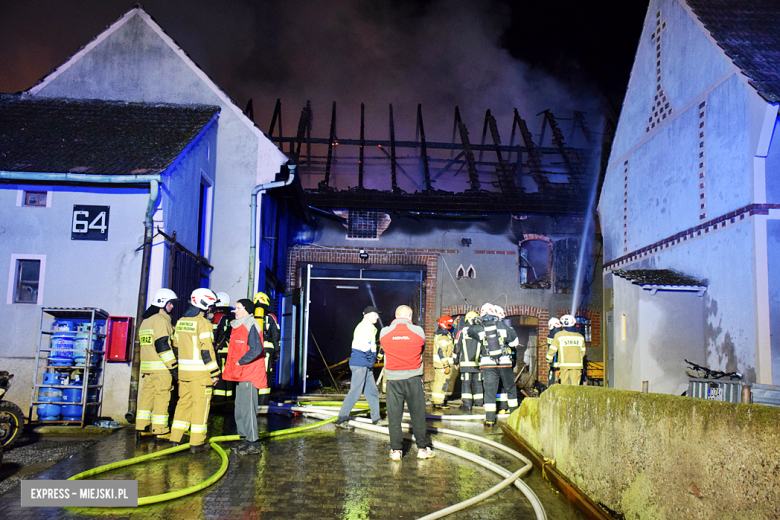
[29,307,109,428]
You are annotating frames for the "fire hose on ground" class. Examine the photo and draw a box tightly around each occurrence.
[67,401,546,519]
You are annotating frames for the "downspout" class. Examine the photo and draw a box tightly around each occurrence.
[0,171,160,423]
[126,179,159,423]
[247,165,296,298]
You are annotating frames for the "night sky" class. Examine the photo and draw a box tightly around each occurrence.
[0,0,649,141]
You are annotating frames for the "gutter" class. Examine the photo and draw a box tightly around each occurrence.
[1,170,160,423]
[247,164,296,298]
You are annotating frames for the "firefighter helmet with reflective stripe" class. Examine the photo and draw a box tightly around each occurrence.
[438,315,454,329]
[480,303,496,317]
[548,317,562,330]
[152,288,177,308]
[215,292,230,308]
[465,311,479,322]
[253,291,270,308]
[561,314,576,327]
[191,288,217,310]
[494,306,506,319]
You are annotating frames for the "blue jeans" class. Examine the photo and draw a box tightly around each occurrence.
[337,366,381,423]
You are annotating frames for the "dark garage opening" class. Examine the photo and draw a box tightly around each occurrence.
[302,264,425,389]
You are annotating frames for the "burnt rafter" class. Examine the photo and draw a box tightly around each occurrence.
[487,111,518,192]
[454,106,480,191]
[271,101,595,216]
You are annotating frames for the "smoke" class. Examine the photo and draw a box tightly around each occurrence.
[0,0,605,141]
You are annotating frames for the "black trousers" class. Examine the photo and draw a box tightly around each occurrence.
[386,375,431,451]
[482,367,518,422]
[460,370,484,407]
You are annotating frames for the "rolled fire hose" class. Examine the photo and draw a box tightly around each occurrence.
[68,401,546,519]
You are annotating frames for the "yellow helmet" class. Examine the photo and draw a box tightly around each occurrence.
[253,291,270,318]
[465,311,479,322]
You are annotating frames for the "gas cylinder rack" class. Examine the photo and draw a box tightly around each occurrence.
[29,307,109,428]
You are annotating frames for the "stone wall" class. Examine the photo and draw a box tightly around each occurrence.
[508,385,780,519]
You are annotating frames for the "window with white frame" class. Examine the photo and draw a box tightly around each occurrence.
[7,254,46,305]
[17,189,51,207]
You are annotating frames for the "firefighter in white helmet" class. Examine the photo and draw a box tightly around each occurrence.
[170,288,220,452]
[136,288,178,443]
[468,303,520,426]
[211,292,235,402]
[546,314,585,385]
[546,317,563,385]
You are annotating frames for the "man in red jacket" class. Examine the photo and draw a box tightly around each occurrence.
[222,299,265,455]
[379,305,434,461]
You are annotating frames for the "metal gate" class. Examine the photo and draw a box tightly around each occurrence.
[158,230,213,323]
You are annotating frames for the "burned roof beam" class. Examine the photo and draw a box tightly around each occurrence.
[487,112,517,191]
[389,104,398,192]
[321,101,337,189]
[292,103,311,164]
[455,106,480,191]
[268,98,282,142]
[541,109,586,191]
[432,151,465,181]
[358,103,365,189]
[514,109,543,174]
[270,136,583,155]
[416,104,432,193]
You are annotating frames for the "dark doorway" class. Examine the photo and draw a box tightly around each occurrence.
[301,264,425,390]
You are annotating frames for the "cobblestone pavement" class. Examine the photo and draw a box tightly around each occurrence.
[0,403,585,519]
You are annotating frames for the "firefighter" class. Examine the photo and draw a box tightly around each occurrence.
[136,288,178,443]
[494,306,511,414]
[211,292,235,402]
[546,314,585,385]
[547,317,563,385]
[170,288,220,453]
[453,311,483,411]
[252,291,278,406]
[469,303,520,427]
[432,315,458,410]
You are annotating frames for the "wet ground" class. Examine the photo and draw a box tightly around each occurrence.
[0,400,586,519]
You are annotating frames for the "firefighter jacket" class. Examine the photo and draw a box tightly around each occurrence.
[469,319,519,369]
[379,318,426,380]
[546,326,562,368]
[173,307,220,383]
[453,324,480,372]
[547,329,585,368]
[222,314,266,389]
[263,313,280,361]
[212,308,234,356]
[139,311,177,374]
[433,327,455,369]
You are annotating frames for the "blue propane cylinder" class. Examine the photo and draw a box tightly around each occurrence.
[61,405,83,421]
[38,379,63,420]
[49,332,74,366]
[62,385,83,404]
[73,326,102,366]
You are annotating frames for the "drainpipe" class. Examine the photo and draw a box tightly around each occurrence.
[126,179,159,423]
[0,171,161,423]
[247,165,296,298]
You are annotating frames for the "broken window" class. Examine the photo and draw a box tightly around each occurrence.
[519,239,551,289]
[575,317,592,343]
[552,238,579,293]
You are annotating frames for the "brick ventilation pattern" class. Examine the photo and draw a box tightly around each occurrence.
[646,10,674,134]
[698,101,708,220]
[623,159,629,253]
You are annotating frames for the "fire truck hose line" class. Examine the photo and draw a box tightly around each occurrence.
[66,400,546,519]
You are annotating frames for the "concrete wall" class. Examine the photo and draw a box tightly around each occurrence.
[28,8,289,298]
[509,385,780,520]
